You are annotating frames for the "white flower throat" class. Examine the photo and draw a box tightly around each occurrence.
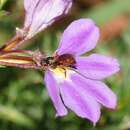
[51,67,75,83]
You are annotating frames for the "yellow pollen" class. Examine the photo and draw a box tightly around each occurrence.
[52,67,67,79]
[51,67,75,83]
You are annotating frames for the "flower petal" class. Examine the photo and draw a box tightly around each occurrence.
[60,81,100,125]
[71,74,117,109]
[24,0,38,11]
[24,0,40,28]
[56,19,100,56]
[24,0,72,38]
[44,70,68,116]
[76,54,120,80]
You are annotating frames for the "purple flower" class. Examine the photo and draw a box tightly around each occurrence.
[1,0,72,51]
[44,19,120,125]
[23,0,72,39]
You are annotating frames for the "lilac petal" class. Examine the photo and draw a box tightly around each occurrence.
[44,70,68,116]
[76,54,120,80]
[24,0,38,11]
[71,74,117,109]
[24,0,39,28]
[24,0,72,38]
[60,81,100,125]
[56,19,100,56]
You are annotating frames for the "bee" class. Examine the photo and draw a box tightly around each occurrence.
[0,49,96,80]
[41,54,76,69]
[40,53,94,80]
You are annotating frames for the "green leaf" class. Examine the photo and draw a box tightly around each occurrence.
[0,105,35,128]
[0,0,7,9]
[0,10,8,18]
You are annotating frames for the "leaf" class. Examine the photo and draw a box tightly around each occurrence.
[0,10,8,19]
[0,0,7,9]
[0,105,35,128]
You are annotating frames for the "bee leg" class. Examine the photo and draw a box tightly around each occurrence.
[62,68,67,78]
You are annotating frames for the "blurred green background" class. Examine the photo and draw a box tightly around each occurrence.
[0,0,130,130]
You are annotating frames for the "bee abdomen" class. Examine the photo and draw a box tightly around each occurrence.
[56,54,76,67]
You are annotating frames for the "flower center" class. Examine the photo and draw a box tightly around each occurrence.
[51,67,74,83]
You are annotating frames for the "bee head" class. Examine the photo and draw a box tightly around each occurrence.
[41,57,56,68]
